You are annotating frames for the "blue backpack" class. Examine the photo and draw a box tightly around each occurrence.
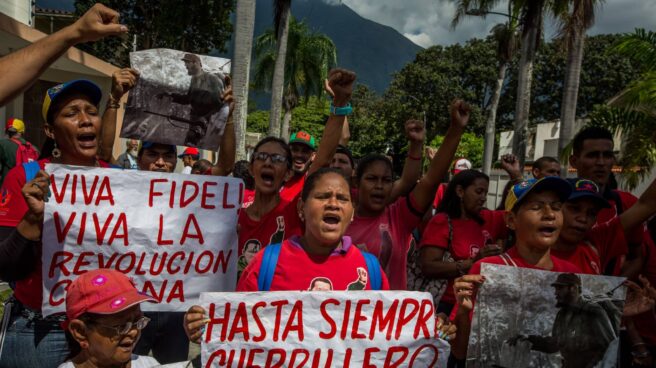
[257,242,383,291]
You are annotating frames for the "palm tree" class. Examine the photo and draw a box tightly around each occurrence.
[588,29,656,189]
[453,0,550,169]
[254,18,336,140]
[231,0,257,159]
[481,8,520,174]
[268,0,292,138]
[556,0,604,177]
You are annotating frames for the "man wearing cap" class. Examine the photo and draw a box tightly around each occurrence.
[0,118,39,186]
[517,273,617,368]
[157,53,224,147]
[178,147,200,174]
[280,130,317,201]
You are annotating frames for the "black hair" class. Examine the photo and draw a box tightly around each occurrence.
[572,126,614,156]
[191,159,213,175]
[436,169,489,225]
[301,167,351,201]
[355,154,393,182]
[335,145,354,167]
[252,136,292,169]
[233,160,255,190]
[533,156,559,170]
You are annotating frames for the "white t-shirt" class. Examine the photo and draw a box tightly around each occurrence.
[58,355,159,368]
[182,166,192,174]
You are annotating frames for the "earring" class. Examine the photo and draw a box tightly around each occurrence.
[298,212,304,222]
[52,141,61,158]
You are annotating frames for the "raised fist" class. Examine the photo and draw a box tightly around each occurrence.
[325,68,356,107]
[449,99,470,129]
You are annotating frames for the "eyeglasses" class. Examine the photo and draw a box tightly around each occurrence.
[90,316,151,337]
[253,151,288,165]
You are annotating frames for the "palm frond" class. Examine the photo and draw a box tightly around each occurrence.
[608,71,656,117]
[612,29,656,72]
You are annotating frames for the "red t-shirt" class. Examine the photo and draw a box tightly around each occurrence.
[634,236,656,346]
[237,198,302,277]
[279,174,305,202]
[0,158,110,310]
[242,188,255,208]
[450,247,581,321]
[346,195,422,290]
[419,210,507,304]
[237,236,390,291]
[551,217,628,275]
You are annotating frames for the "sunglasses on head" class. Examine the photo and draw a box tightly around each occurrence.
[252,151,288,165]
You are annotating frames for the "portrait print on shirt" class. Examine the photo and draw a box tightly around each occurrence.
[122,48,231,150]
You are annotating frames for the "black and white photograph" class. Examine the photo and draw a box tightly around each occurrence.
[467,264,626,368]
[121,48,231,150]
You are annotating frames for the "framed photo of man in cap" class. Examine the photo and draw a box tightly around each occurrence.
[466,264,626,368]
[121,48,231,151]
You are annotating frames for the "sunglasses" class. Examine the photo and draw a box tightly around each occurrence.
[253,151,288,165]
[90,316,151,338]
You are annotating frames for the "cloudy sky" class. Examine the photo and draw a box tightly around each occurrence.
[333,0,656,48]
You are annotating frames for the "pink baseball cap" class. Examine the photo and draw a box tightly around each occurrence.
[63,269,156,329]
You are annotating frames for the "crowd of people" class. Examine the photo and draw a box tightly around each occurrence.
[1,3,656,368]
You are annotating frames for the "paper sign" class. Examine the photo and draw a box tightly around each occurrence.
[41,164,241,316]
[467,264,626,368]
[199,291,450,367]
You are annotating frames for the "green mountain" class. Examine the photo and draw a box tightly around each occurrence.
[252,0,423,94]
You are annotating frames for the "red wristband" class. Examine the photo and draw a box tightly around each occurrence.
[407,153,422,161]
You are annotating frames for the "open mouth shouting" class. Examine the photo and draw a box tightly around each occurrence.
[77,131,97,149]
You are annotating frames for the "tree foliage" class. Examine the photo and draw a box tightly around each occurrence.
[73,0,235,67]
[430,132,485,168]
[246,97,329,141]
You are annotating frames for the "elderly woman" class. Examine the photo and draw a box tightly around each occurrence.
[0,70,136,368]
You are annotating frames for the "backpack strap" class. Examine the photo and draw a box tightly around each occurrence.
[257,243,282,291]
[22,161,40,182]
[362,251,383,290]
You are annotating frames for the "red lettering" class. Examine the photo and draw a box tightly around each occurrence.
[395,298,419,340]
[157,214,173,245]
[108,213,128,246]
[351,299,370,339]
[383,346,409,368]
[204,350,227,368]
[270,300,289,342]
[180,213,204,245]
[72,251,94,275]
[148,179,167,207]
[414,299,434,339]
[48,251,74,278]
[408,343,439,367]
[180,181,199,207]
[95,176,115,205]
[167,251,185,274]
[93,213,114,245]
[311,349,333,368]
[222,182,235,209]
[201,181,217,209]
[169,180,177,208]
[282,301,304,341]
[340,300,352,339]
[228,302,250,341]
[50,173,69,204]
[142,280,166,302]
[252,302,267,342]
[213,250,232,274]
[245,348,264,368]
[195,251,214,274]
[362,347,380,368]
[206,302,231,342]
[343,348,353,368]
[133,252,146,275]
[264,349,286,368]
[370,299,398,340]
[116,252,136,273]
[49,279,71,307]
[98,252,119,269]
[166,280,184,303]
[289,349,309,368]
[53,211,76,243]
[76,212,87,245]
[149,252,167,275]
[81,175,99,205]
[319,299,339,339]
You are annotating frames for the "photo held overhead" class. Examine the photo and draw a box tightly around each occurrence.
[199,291,450,368]
[40,164,242,316]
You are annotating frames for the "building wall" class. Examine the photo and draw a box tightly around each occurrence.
[0,0,33,26]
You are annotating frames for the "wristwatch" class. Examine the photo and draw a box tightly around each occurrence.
[330,102,353,116]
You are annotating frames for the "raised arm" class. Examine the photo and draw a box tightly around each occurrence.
[339,117,351,146]
[0,4,128,106]
[411,100,469,212]
[308,68,355,175]
[389,119,425,203]
[98,68,139,163]
[500,154,523,182]
[620,176,656,232]
[211,80,236,176]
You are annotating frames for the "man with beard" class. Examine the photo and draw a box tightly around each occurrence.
[280,130,317,201]
[515,273,618,368]
[116,138,139,169]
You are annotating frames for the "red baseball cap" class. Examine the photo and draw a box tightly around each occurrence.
[63,269,157,329]
[6,118,25,134]
[178,147,200,158]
